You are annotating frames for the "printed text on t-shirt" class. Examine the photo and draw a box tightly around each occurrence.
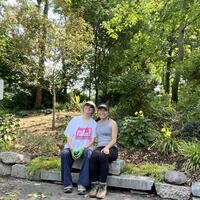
[75,128,92,140]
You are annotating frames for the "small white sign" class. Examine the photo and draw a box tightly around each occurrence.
[0,79,4,100]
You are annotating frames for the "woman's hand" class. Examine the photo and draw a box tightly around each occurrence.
[101,146,110,154]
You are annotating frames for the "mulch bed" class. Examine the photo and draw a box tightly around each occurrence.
[118,147,200,185]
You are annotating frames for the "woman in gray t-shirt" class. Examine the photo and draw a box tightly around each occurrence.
[89,104,118,199]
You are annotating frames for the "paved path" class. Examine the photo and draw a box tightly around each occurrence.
[0,177,162,200]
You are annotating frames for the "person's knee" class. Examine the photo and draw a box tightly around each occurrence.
[90,150,100,161]
[83,149,93,159]
[61,149,71,158]
[99,153,107,162]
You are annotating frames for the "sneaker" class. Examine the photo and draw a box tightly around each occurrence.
[89,181,99,198]
[77,184,86,195]
[96,182,107,199]
[64,185,73,193]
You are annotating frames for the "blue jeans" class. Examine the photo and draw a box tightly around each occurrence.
[61,148,92,187]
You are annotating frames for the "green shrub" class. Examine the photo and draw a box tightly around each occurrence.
[0,141,15,151]
[181,121,200,140]
[107,69,153,119]
[122,162,174,182]
[151,127,179,155]
[119,111,158,150]
[0,113,19,142]
[65,95,81,112]
[27,156,60,173]
[149,95,181,130]
[180,141,200,171]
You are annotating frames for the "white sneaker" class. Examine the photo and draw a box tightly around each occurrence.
[77,184,86,195]
[63,185,73,193]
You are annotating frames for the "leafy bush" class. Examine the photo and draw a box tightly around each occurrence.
[65,95,81,112]
[0,113,19,142]
[0,140,15,151]
[107,69,154,119]
[27,156,60,173]
[181,121,200,140]
[122,162,174,182]
[151,127,179,155]
[149,94,181,130]
[119,111,158,150]
[180,141,200,171]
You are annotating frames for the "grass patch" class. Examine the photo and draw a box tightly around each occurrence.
[27,156,60,173]
[0,141,16,151]
[122,162,175,182]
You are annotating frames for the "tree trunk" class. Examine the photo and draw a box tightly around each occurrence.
[94,27,98,104]
[171,21,186,104]
[52,71,56,130]
[164,46,173,94]
[34,0,49,108]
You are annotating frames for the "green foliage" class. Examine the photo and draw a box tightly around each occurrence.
[122,162,174,182]
[109,69,154,119]
[149,94,181,130]
[66,94,81,112]
[180,141,200,171]
[0,113,19,143]
[181,121,200,140]
[151,127,179,155]
[27,156,60,173]
[119,111,157,150]
[0,141,15,151]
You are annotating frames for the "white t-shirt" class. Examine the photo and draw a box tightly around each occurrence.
[64,115,97,150]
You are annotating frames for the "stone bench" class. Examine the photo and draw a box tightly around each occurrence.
[40,170,154,191]
[72,159,125,175]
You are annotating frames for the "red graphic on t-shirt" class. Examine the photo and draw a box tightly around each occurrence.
[75,128,92,140]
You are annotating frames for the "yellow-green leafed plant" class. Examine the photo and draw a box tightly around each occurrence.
[71,95,81,110]
[27,156,60,173]
[180,141,200,171]
[122,162,174,182]
[151,127,178,155]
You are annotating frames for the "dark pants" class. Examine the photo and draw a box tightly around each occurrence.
[61,148,92,187]
[89,146,118,183]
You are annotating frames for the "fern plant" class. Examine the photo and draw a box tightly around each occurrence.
[180,141,200,171]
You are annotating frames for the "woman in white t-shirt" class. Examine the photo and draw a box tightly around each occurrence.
[61,101,96,195]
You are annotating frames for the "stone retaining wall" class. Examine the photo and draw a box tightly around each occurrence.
[0,151,199,200]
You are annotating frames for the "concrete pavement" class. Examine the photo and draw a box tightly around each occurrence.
[0,177,163,200]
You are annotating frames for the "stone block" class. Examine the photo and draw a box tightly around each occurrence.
[165,170,187,185]
[72,159,125,175]
[40,170,154,191]
[192,182,200,197]
[107,175,154,191]
[0,162,12,176]
[11,164,28,179]
[155,182,191,200]
[0,152,31,164]
[41,170,61,182]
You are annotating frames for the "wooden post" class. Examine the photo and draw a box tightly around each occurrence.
[0,79,4,100]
